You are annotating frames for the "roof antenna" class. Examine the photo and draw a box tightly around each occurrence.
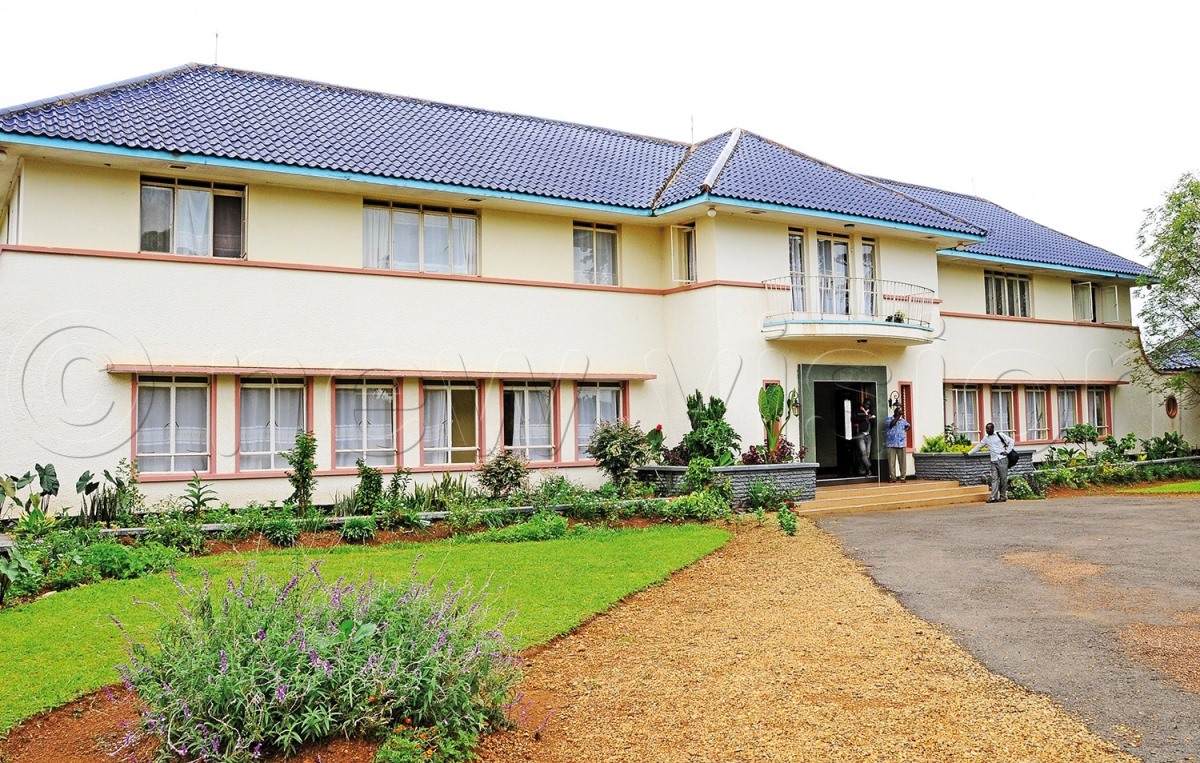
[690,114,694,144]
[214,32,220,65]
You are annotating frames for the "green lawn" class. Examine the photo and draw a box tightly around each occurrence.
[0,524,729,734]
[1120,480,1200,494]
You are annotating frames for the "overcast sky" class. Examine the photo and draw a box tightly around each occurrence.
[4,1,1196,265]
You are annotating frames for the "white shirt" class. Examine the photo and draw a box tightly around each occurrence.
[969,432,1012,462]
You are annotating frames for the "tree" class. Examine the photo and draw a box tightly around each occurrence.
[1130,172,1200,405]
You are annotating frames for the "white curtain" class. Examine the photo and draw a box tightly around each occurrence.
[175,386,209,472]
[1026,389,1047,438]
[1057,389,1077,436]
[392,210,420,271]
[452,216,477,274]
[527,388,552,460]
[335,387,361,467]
[788,234,804,311]
[137,386,171,472]
[364,387,394,465]
[423,213,450,273]
[140,186,173,252]
[596,231,616,285]
[175,189,212,256]
[240,386,272,470]
[423,388,450,465]
[573,229,593,283]
[509,390,527,449]
[577,388,598,455]
[991,389,1012,435]
[275,387,305,468]
[363,208,390,268]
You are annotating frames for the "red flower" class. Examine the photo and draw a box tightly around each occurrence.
[655,424,663,431]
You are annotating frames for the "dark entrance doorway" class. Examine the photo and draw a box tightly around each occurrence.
[812,381,880,480]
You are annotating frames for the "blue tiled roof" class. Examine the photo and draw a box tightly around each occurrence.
[872,178,1149,278]
[655,131,733,207]
[0,64,689,210]
[1151,332,1200,372]
[710,133,984,236]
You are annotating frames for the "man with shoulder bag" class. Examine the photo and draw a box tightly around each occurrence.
[967,422,1015,503]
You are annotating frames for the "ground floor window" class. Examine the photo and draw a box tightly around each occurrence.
[504,382,555,461]
[422,381,479,465]
[946,385,980,441]
[239,378,306,470]
[1024,386,1049,440]
[1085,386,1110,437]
[990,386,1016,440]
[335,379,396,468]
[576,383,623,457]
[1056,387,1078,438]
[136,376,210,473]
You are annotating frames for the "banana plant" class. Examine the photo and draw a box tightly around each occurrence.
[758,383,798,453]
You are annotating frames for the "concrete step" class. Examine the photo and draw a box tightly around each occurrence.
[795,481,990,516]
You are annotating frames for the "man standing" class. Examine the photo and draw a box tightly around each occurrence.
[884,405,911,482]
[967,422,1014,503]
[852,401,876,477]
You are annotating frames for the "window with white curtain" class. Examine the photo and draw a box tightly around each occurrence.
[671,224,696,284]
[140,177,244,258]
[1086,386,1110,436]
[787,229,805,312]
[946,384,979,440]
[984,270,1032,317]
[1056,386,1078,438]
[990,386,1015,439]
[239,378,306,470]
[422,381,479,465]
[136,376,210,473]
[573,221,618,285]
[861,237,878,316]
[504,382,555,461]
[576,383,623,457]
[1025,386,1049,440]
[817,232,850,315]
[362,202,478,274]
[334,380,396,468]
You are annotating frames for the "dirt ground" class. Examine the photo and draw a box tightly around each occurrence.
[1,520,1133,762]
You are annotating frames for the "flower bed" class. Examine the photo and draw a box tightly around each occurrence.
[912,449,1036,486]
[636,463,818,505]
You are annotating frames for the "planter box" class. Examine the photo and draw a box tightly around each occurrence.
[912,449,1036,486]
[636,462,819,505]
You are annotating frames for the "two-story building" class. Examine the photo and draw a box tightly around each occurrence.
[0,64,1187,504]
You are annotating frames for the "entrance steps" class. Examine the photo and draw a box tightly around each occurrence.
[794,480,990,516]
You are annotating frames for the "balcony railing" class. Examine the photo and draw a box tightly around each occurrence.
[763,274,936,334]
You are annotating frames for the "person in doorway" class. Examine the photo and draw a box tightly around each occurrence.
[852,402,876,476]
[884,405,911,482]
[967,422,1014,502]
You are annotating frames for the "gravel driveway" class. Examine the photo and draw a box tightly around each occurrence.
[818,495,1200,762]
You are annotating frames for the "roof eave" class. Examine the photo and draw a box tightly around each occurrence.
[936,247,1148,281]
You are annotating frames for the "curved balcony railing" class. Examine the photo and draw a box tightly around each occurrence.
[763,275,936,328]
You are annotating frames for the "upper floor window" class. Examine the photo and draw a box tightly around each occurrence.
[363,202,478,274]
[576,383,623,457]
[817,232,851,314]
[422,380,479,465]
[787,229,805,311]
[1072,281,1120,323]
[334,379,396,468]
[140,177,244,258]
[573,221,617,285]
[861,237,878,315]
[135,375,210,473]
[239,378,306,471]
[984,270,1031,318]
[504,382,555,461]
[672,224,697,284]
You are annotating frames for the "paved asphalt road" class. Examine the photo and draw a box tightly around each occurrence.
[818,495,1200,762]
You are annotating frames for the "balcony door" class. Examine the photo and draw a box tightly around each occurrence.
[861,237,877,317]
[817,234,850,315]
[788,230,805,312]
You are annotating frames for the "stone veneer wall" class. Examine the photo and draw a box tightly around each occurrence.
[636,463,819,505]
[911,449,1036,486]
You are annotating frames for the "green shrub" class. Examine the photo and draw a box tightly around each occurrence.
[1099,432,1139,463]
[182,473,218,515]
[78,540,180,579]
[0,545,37,606]
[528,475,584,509]
[679,390,742,466]
[376,722,474,763]
[743,479,791,513]
[121,563,520,762]
[143,507,205,554]
[679,457,732,501]
[339,516,377,543]
[1063,423,1100,455]
[458,510,569,544]
[476,450,530,500]
[1142,431,1193,460]
[354,459,385,514]
[1006,476,1042,500]
[777,506,798,536]
[374,500,423,531]
[586,420,653,488]
[919,431,973,453]
[656,491,731,523]
[43,558,100,590]
[263,516,300,547]
[283,431,319,512]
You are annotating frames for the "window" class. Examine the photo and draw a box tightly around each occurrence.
[136,376,210,473]
[1025,386,1049,440]
[503,382,554,461]
[817,232,850,314]
[239,378,306,470]
[990,386,1015,439]
[787,229,805,311]
[422,381,479,465]
[362,202,477,274]
[574,222,617,285]
[861,237,878,316]
[671,224,697,284]
[946,385,980,441]
[577,383,623,457]
[1085,386,1110,437]
[1056,386,1078,438]
[1072,281,1120,323]
[984,270,1031,317]
[334,380,396,468]
[140,177,245,258]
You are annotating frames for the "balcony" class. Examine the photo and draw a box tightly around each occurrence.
[762,275,936,345]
